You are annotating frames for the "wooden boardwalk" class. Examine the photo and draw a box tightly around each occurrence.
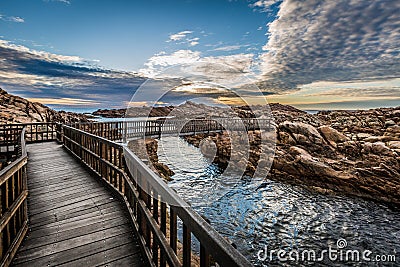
[11,142,146,266]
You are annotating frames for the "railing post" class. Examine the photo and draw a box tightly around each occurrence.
[0,188,3,260]
[183,224,191,267]
[123,121,127,143]
[158,121,162,139]
[200,244,210,267]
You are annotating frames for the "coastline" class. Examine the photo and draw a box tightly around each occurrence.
[92,102,400,208]
[181,106,400,208]
[1,88,399,207]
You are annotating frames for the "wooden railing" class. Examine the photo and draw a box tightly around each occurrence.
[71,121,124,141]
[0,119,269,266]
[61,124,252,267]
[0,125,25,170]
[0,128,28,267]
[71,118,273,142]
[0,123,58,145]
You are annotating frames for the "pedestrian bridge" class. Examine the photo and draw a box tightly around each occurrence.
[0,119,271,267]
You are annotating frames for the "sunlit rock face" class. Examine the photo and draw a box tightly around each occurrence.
[0,88,87,124]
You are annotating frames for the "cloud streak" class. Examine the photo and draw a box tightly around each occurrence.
[168,30,193,42]
[168,31,201,47]
[27,97,99,106]
[0,14,24,23]
[212,45,242,52]
[43,0,71,5]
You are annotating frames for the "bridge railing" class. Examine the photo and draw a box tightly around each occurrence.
[61,124,252,267]
[0,128,28,267]
[69,117,273,143]
[0,123,58,144]
[70,121,124,142]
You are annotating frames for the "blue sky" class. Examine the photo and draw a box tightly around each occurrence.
[0,0,399,111]
[1,0,269,70]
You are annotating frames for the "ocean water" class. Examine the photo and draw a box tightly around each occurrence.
[157,136,400,266]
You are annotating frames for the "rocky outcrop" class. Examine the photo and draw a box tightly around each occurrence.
[88,100,400,207]
[94,106,176,118]
[95,101,300,119]
[128,138,174,181]
[0,88,88,124]
[92,108,127,118]
[183,105,400,207]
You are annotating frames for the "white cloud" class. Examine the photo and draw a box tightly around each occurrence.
[212,45,242,52]
[187,37,199,46]
[27,97,98,106]
[0,40,83,63]
[139,50,201,77]
[168,30,193,42]
[0,14,25,23]
[140,50,255,87]
[167,31,201,47]
[43,0,71,4]
[202,54,254,73]
[300,79,400,98]
[9,16,24,23]
[250,0,280,8]
[249,0,281,12]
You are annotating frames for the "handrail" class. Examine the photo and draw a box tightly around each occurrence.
[1,122,58,144]
[0,128,29,267]
[61,124,253,267]
[70,117,273,143]
[123,147,252,266]
[0,120,261,266]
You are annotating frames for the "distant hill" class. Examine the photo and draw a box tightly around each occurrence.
[93,101,306,119]
[0,88,87,124]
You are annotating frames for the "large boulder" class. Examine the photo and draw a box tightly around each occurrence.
[289,146,352,179]
[318,125,349,146]
[279,121,324,145]
[362,142,396,157]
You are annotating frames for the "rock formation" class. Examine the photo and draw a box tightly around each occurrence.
[91,100,400,207]
[128,138,174,181]
[183,105,400,207]
[0,88,88,124]
[94,101,237,118]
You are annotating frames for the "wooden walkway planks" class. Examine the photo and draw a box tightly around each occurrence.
[11,142,146,267]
